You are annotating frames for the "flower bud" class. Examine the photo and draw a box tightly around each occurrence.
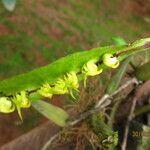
[0,97,15,113]
[82,60,103,76]
[102,53,119,68]
[82,60,103,87]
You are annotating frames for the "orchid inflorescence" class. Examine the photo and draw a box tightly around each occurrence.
[38,71,79,99]
[0,53,120,118]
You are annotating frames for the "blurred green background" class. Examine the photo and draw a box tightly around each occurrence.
[0,0,150,147]
[0,0,150,79]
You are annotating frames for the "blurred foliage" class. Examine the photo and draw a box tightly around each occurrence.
[0,0,149,78]
[1,0,17,12]
[106,37,128,94]
[32,100,69,127]
[135,61,150,81]
[111,37,126,46]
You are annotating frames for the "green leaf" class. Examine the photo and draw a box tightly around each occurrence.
[0,38,150,96]
[112,37,126,46]
[106,38,130,150]
[107,38,130,137]
[135,61,150,81]
[106,57,131,94]
[107,37,129,94]
[32,100,69,127]
[1,0,17,12]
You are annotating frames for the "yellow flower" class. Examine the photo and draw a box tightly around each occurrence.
[82,60,103,87]
[0,97,15,113]
[18,91,31,108]
[52,79,68,94]
[64,72,79,90]
[12,91,31,120]
[102,53,119,68]
[52,72,79,98]
[38,83,53,98]
[14,91,31,108]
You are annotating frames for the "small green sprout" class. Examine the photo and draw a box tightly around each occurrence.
[82,60,103,87]
[102,53,119,68]
[101,131,118,147]
[38,83,53,98]
[0,97,15,113]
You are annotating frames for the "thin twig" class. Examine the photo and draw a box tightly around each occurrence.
[67,100,111,127]
[108,78,139,128]
[111,78,139,97]
[121,87,139,150]
[94,94,110,109]
[41,78,139,150]
[41,133,60,150]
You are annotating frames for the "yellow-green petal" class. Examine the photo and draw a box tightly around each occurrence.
[103,53,120,68]
[0,97,15,113]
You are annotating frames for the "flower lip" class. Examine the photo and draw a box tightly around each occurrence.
[102,53,120,68]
